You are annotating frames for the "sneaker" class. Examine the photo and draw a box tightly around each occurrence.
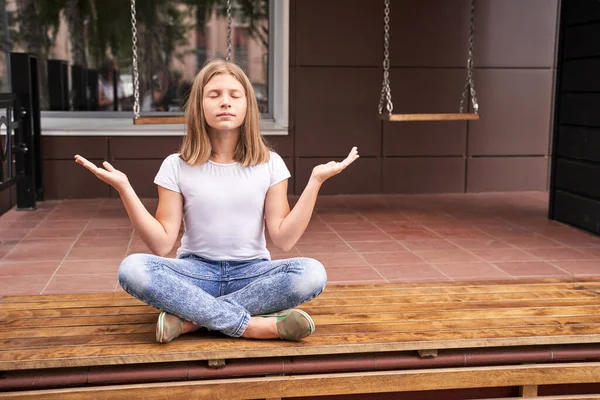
[156,312,186,344]
[258,309,315,341]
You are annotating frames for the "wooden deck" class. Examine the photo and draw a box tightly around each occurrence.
[1,277,600,399]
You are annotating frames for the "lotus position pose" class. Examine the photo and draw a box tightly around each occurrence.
[75,59,359,343]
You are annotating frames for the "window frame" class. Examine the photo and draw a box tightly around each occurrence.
[40,0,289,137]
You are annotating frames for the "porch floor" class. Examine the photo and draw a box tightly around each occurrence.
[0,191,599,297]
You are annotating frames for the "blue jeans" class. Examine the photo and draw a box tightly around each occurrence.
[117,254,328,337]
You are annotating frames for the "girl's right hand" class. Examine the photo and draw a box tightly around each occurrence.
[74,155,130,193]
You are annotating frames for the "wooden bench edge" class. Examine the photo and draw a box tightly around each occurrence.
[1,361,599,399]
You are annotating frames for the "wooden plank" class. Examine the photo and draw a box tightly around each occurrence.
[555,125,600,163]
[326,278,600,289]
[564,23,600,59]
[0,306,155,321]
[309,291,599,306]
[4,316,600,350]
[2,300,600,331]
[3,306,600,338]
[3,279,600,303]
[7,288,597,310]
[4,286,598,311]
[498,396,600,400]
[1,362,599,399]
[5,282,600,303]
[302,298,600,315]
[133,115,185,125]
[564,0,600,25]
[561,58,600,92]
[4,313,600,340]
[0,292,136,302]
[520,384,538,397]
[328,277,600,287]
[555,158,600,199]
[0,323,155,339]
[321,283,600,297]
[0,314,157,331]
[553,190,600,236]
[0,298,143,310]
[559,93,600,127]
[2,325,600,370]
[380,113,479,122]
[2,294,598,314]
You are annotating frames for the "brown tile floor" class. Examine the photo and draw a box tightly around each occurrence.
[0,191,599,296]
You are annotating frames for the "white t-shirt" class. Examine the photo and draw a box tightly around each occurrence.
[154,151,291,261]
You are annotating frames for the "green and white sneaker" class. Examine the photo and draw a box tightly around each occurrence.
[258,309,315,341]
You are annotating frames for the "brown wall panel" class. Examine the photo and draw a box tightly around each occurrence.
[295,0,381,66]
[468,69,553,156]
[387,68,470,115]
[474,0,558,68]
[42,136,108,160]
[467,157,548,193]
[296,157,380,195]
[109,159,164,199]
[0,185,12,215]
[383,157,465,193]
[383,121,466,156]
[295,68,381,157]
[282,157,295,195]
[390,0,469,67]
[110,137,183,159]
[266,135,294,157]
[383,68,469,155]
[43,160,110,199]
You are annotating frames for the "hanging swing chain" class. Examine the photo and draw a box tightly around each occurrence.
[378,0,393,116]
[130,0,140,119]
[460,0,478,114]
[130,0,233,119]
[226,0,232,61]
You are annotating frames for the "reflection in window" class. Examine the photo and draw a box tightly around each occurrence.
[0,0,269,115]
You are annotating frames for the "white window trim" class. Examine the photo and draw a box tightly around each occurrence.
[41,0,289,137]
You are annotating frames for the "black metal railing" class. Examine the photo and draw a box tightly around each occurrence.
[0,93,20,193]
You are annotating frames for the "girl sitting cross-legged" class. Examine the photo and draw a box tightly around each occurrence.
[75,59,359,343]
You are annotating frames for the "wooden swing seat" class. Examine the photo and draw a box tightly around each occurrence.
[133,115,185,125]
[1,277,600,399]
[380,113,480,122]
[131,113,481,125]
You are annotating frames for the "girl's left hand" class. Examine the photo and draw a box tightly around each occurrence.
[311,146,360,184]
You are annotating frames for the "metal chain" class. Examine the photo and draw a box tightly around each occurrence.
[130,0,140,118]
[226,0,232,61]
[378,0,393,115]
[460,0,479,114]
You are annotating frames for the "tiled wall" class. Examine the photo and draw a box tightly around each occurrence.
[41,0,560,199]
[283,0,559,195]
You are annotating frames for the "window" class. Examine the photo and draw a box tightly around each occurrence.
[0,0,289,135]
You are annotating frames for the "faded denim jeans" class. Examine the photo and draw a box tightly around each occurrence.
[118,253,328,337]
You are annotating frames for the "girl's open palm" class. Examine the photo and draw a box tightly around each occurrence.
[74,155,130,192]
[311,146,360,183]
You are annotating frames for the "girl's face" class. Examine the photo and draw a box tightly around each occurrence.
[202,73,247,133]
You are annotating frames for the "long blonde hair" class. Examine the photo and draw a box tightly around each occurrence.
[179,59,271,167]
